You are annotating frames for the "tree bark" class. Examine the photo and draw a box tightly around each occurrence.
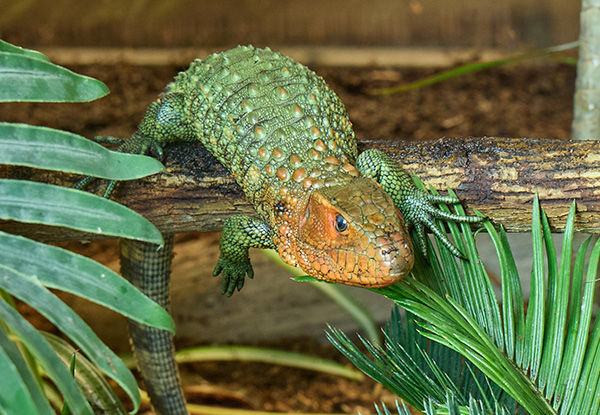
[1,137,598,242]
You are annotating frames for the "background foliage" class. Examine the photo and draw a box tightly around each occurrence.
[0,40,172,415]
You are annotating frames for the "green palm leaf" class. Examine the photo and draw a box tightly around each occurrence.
[329,185,600,414]
[0,39,168,414]
[44,332,127,415]
[372,391,513,415]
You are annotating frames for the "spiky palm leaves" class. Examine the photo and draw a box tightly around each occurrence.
[330,190,600,415]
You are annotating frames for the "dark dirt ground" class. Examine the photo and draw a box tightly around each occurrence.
[0,61,575,414]
[0,62,574,142]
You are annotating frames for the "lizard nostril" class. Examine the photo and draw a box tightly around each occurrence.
[378,246,398,261]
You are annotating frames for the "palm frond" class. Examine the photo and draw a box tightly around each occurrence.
[0,40,170,414]
[329,186,600,415]
[373,390,513,415]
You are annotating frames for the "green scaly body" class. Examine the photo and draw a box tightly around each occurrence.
[79,45,482,415]
[121,45,479,292]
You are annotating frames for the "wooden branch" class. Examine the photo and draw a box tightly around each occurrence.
[2,137,598,242]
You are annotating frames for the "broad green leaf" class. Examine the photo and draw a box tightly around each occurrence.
[44,333,127,415]
[0,327,53,414]
[0,298,93,415]
[0,39,49,62]
[0,335,42,415]
[0,122,164,179]
[0,231,174,333]
[0,179,163,245]
[0,51,108,102]
[0,264,139,413]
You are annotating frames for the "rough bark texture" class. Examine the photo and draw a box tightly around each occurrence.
[1,137,597,242]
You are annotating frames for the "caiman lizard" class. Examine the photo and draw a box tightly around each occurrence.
[78,45,482,415]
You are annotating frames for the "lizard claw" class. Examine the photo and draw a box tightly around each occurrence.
[213,258,254,297]
[74,174,119,199]
[403,187,483,259]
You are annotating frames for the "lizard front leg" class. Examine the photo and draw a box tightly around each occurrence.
[213,215,276,296]
[75,92,194,198]
[356,149,483,259]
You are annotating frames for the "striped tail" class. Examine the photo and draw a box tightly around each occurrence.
[120,235,188,415]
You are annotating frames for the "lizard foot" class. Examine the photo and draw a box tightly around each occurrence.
[356,148,483,260]
[74,132,165,198]
[403,186,483,259]
[213,259,255,297]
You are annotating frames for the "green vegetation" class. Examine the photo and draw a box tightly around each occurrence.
[326,185,600,414]
[0,39,171,415]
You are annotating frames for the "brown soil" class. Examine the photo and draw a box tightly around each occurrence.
[0,62,574,142]
[1,62,574,414]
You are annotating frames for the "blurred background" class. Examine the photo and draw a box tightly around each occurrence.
[0,0,580,49]
[1,0,579,60]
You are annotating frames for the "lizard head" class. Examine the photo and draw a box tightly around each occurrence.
[293,177,414,287]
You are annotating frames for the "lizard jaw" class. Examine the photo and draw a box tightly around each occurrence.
[294,235,413,287]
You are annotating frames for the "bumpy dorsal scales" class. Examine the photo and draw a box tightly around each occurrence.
[161,46,360,215]
[83,45,482,295]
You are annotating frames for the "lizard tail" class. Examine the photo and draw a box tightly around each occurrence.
[120,236,189,415]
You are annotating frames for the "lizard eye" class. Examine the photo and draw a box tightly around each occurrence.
[334,214,348,232]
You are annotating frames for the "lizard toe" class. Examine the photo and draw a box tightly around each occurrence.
[213,259,253,296]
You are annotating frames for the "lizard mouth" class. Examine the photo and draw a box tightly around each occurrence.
[295,238,414,288]
[384,257,413,281]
